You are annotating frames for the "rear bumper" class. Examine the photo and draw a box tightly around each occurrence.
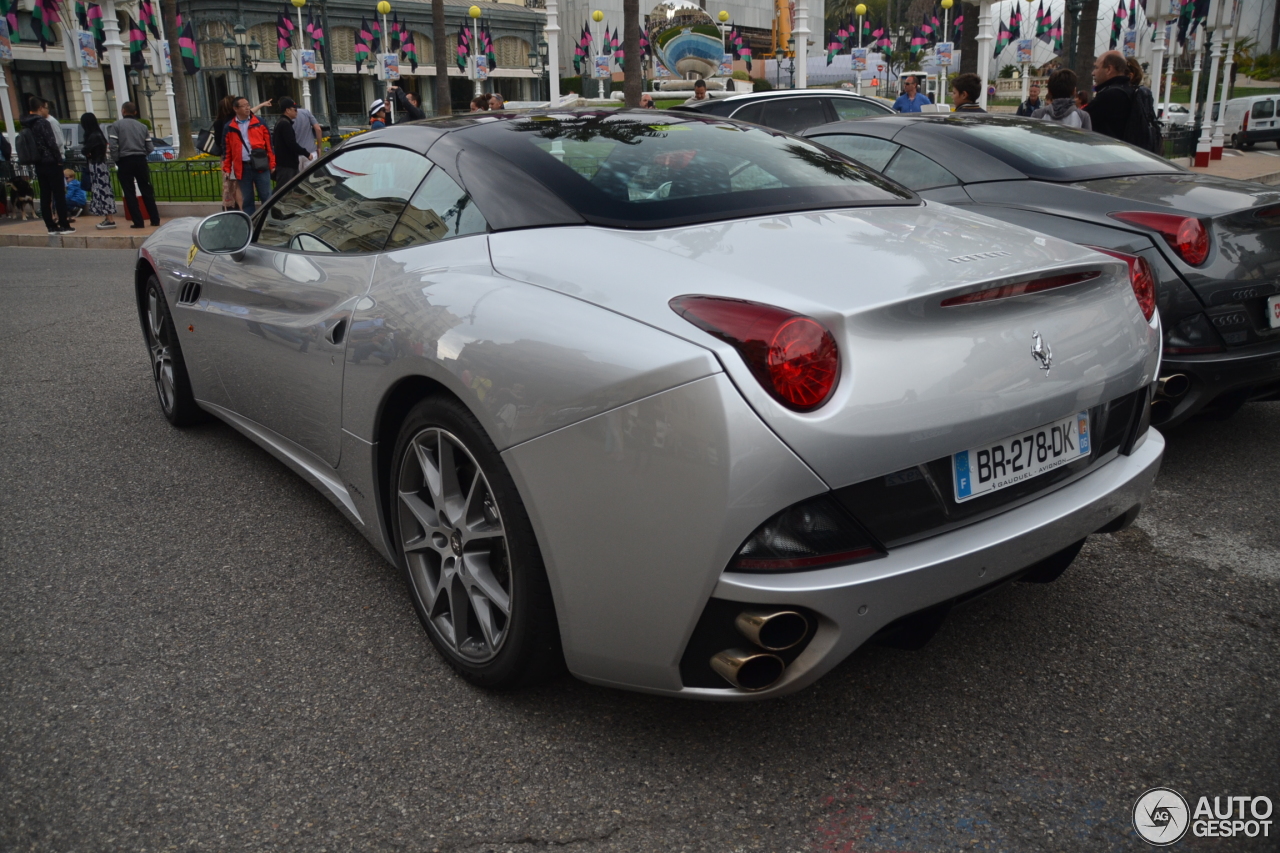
[1241,128,1280,145]
[1157,341,1280,427]
[665,429,1164,701]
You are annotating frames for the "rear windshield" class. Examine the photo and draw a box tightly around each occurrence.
[463,111,915,228]
[934,116,1180,181]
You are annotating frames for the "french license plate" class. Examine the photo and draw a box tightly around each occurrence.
[1268,294,1280,329]
[953,412,1091,502]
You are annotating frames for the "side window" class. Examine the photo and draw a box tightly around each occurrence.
[883,147,959,190]
[256,146,432,253]
[1254,99,1275,120]
[832,99,891,120]
[735,98,831,134]
[812,134,900,172]
[385,167,489,250]
[732,102,766,125]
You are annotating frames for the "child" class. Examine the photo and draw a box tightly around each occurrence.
[64,168,87,219]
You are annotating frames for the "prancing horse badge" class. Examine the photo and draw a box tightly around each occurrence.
[1031,330,1052,374]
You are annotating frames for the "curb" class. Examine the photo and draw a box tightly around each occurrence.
[0,233,149,249]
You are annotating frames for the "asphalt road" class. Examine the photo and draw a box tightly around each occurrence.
[2,247,1277,853]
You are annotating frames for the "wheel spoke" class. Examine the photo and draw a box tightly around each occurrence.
[463,550,510,617]
[469,591,501,651]
[438,438,466,526]
[398,491,444,543]
[414,433,443,508]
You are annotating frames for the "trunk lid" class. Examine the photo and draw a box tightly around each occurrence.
[489,203,1158,488]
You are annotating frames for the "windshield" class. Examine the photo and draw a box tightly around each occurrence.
[935,116,1181,181]
[464,111,914,228]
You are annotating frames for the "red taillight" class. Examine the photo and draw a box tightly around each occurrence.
[1243,110,1250,132]
[670,295,839,411]
[940,271,1100,307]
[1089,246,1157,321]
[1109,211,1210,266]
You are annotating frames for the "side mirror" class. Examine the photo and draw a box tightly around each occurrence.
[192,210,252,261]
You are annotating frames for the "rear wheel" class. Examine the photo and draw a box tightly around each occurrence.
[142,274,203,426]
[390,396,562,688]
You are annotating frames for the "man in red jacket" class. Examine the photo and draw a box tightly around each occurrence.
[222,96,276,215]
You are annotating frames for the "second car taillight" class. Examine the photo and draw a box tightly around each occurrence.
[1109,211,1210,266]
[1088,247,1157,321]
[670,295,840,411]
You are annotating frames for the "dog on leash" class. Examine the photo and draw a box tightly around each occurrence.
[7,178,36,221]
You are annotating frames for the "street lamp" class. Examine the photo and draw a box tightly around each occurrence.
[128,67,157,138]
[786,36,795,88]
[775,46,784,89]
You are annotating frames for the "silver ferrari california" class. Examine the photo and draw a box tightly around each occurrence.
[134,110,1163,700]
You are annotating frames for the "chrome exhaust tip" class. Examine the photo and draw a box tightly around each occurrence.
[710,648,785,691]
[1156,373,1190,399]
[1150,398,1176,425]
[735,609,809,651]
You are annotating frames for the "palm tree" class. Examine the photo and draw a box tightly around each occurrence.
[160,0,196,157]
[433,0,450,114]
[623,0,641,107]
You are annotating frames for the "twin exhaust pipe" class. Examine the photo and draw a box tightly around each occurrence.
[1151,373,1189,425]
[710,610,809,691]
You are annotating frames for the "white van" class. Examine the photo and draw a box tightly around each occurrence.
[1221,94,1280,149]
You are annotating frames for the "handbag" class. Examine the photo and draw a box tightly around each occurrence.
[198,127,219,156]
[250,146,271,172]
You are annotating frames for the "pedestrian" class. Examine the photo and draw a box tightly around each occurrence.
[639,93,655,108]
[682,79,710,105]
[1075,89,1090,110]
[893,74,931,113]
[63,168,86,218]
[287,96,324,169]
[1016,81,1044,116]
[1084,50,1132,140]
[18,97,73,234]
[1031,68,1092,130]
[211,96,242,210]
[271,99,308,190]
[951,73,986,112]
[470,94,490,112]
[222,96,274,216]
[387,85,425,123]
[488,92,505,110]
[109,101,160,229]
[368,99,388,130]
[79,112,117,229]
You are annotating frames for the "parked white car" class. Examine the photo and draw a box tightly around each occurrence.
[1220,94,1280,149]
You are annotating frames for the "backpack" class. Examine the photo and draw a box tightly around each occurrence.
[1123,85,1163,155]
[15,126,40,165]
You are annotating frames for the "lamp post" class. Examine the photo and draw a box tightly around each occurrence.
[590,8,603,97]
[1147,0,1166,118]
[1019,0,1033,105]
[1066,0,1083,72]
[1194,0,1225,167]
[775,46,784,89]
[940,0,952,106]
[717,10,729,54]
[787,36,796,88]
[854,2,866,96]
[128,66,158,135]
[1213,0,1239,159]
[292,0,313,112]
[545,0,560,106]
[222,19,261,95]
[528,44,542,100]
[377,0,393,122]
[976,0,995,110]
[794,0,808,88]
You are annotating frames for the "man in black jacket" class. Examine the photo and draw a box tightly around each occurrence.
[387,86,426,122]
[272,99,310,189]
[1084,51,1132,140]
[19,98,73,235]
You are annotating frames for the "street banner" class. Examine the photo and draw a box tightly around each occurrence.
[476,54,489,81]
[380,52,400,80]
[1016,38,1033,64]
[852,47,867,70]
[295,48,316,78]
[593,54,610,78]
[78,30,98,67]
[1122,29,1136,57]
[0,19,11,61]
[935,41,953,66]
[654,61,674,78]
[718,53,733,76]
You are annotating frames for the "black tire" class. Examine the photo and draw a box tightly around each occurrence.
[1018,538,1086,584]
[141,274,204,426]
[389,395,562,689]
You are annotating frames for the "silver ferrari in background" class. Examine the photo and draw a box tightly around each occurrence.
[134,110,1163,700]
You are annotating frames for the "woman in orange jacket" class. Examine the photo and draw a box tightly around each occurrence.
[222,96,277,215]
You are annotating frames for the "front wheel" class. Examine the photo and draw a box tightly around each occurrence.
[142,274,203,426]
[390,396,562,689]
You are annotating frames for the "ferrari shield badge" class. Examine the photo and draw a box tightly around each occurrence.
[187,244,198,266]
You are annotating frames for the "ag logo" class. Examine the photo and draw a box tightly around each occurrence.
[1133,787,1190,846]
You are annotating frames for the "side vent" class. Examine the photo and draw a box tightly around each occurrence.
[177,281,202,305]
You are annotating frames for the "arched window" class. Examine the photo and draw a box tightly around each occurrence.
[494,36,531,69]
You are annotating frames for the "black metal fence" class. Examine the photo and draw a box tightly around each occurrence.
[1163,124,1201,160]
[109,160,225,203]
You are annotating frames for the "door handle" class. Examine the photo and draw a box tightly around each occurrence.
[325,317,348,346]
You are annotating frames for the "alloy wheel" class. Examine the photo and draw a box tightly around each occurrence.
[397,427,512,662]
[146,288,176,415]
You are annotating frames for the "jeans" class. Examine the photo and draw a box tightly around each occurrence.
[34,163,70,232]
[239,166,273,215]
[117,154,160,226]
